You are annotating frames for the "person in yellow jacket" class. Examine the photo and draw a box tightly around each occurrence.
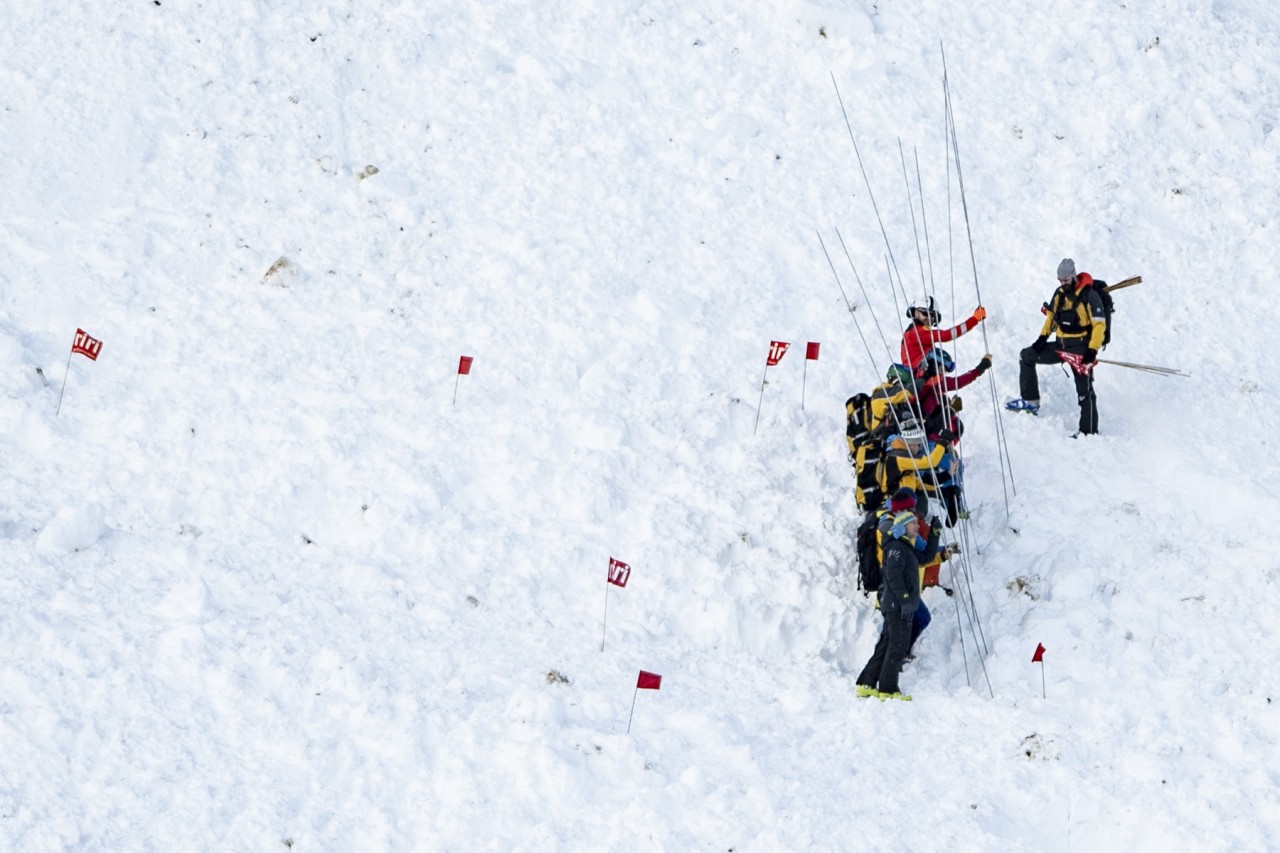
[845,364,916,510]
[1006,258,1106,434]
[877,423,955,519]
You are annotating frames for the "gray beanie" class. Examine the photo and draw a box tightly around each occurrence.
[1057,258,1076,279]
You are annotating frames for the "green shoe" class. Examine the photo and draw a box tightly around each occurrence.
[881,691,913,702]
[855,684,880,699]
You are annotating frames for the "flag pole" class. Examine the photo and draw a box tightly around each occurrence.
[601,583,610,652]
[626,686,639,734]
[801,360,808,412]
[753,363,769,434]
[1039,661,1046,699]
[452,372,461,405]
[55,348,74,416]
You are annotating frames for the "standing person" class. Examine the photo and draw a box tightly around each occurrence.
[900,296,986,376]
[855,510,940,701]
[1006,258,1107,435]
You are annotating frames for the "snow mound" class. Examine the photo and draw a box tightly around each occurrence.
[35,502,106,555]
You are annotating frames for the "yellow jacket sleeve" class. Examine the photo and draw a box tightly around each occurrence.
[1087,318,1107,351]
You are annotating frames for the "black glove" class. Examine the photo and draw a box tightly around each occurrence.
[1031,336,1048,353]
[976,355,992,374]
[1084,348,1098,364]
[929,516,942,531]
[937,428,957,445]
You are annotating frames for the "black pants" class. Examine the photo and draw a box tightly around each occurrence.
[857,608,914,694]
[1019,340,1098,434]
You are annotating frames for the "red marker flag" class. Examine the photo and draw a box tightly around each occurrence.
[601,556,632,651]
[627,670,663,733]
[1032,642,1047,698]
[801,341,820,412]
[607,557,631,588]
[452,356,473,404]
[57,328,104,416]
[755,340,790,434]
[766,340,790,366]
[72,329,103,360]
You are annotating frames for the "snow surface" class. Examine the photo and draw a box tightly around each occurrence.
[2,1,1280,850]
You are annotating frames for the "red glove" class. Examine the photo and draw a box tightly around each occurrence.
[972,306,987,322]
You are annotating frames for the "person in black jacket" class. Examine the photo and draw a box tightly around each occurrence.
[855,510,941,701]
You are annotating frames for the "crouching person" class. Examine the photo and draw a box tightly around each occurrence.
[855,510,941,701]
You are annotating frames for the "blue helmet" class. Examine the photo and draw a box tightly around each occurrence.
[920,348,955,374]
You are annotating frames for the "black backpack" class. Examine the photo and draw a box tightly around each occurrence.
[855,510,885,594]
[1091,279,1114,348]
[1054,279,1114,348]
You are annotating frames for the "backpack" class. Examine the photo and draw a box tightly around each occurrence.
[855,510,885,594]
[845,394,872,450]
[1093,279,1114,348]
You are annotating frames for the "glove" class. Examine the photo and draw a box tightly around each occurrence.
[1031,336,1048,353]
[972,306,987,322]
[976,354,992,375]
[1084,347,1098,364]
[929,516,942,531]
[937,428,957,445]
[949,396,964,413]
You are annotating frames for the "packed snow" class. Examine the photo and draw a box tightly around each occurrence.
[2,1,1279,849]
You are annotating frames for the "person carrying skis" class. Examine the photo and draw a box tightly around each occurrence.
[1006,258,1106,434]
[900,296,986,376]
[855,509,940,701]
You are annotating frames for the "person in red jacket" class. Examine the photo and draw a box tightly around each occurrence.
[913,348,992,440]
[900,296,987,374]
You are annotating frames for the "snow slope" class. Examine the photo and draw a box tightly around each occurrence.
[2,0,1279,849]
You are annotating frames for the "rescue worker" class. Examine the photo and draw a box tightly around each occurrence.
[900,296,986,376]
[1006,258,1106,435]
[846,365,917,511]
[855,509,940,701]
[914,348,992,440]
[878,423,955,522]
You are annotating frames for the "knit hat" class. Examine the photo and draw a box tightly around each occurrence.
[889,488,916,512]
[889,511,917,539]
[1057,258,1076,279]
[900,425,926,445]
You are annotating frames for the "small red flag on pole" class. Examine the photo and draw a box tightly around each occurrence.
[607,557,630,588]
[636,671,662,690]
[72,329,103,360]
[601,556,631,652]
[452,356,473,404]
[766,340,790,366]
[57,328,103,416]
[1032,643,1046,698]
[754,340,789,434]
[627,670,663,733]
[802,342,819,411]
